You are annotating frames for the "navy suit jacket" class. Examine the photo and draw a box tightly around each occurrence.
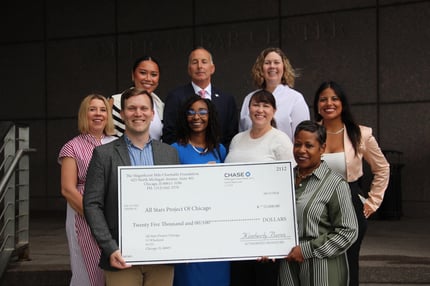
[162,83,238,148]
[83,137,179,270]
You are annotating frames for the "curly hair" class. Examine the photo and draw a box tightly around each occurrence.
[176,95,222,157]
[251,47,297,89]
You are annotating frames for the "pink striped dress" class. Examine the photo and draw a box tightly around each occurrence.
[58,133,116,286]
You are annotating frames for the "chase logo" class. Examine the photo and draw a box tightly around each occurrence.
[224,171,252,177]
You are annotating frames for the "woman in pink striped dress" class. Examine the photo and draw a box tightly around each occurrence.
[58,94,116,286]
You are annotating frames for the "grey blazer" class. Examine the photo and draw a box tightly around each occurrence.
[83,137,179,270]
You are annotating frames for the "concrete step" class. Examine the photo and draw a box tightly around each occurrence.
[360,255,430,284]
[2,257,429,285]
[1,213,428,285]
[1,266,70,286]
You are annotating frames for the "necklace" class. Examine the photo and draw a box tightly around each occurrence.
[326,127,344,135]
[296,167,313,179]
[189,142,208,154]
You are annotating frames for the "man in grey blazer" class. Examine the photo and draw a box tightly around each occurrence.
[84,88,179,286]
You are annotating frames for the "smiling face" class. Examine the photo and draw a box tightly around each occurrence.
[262,51,284,86]
[317,87,343,121]
[293,130,326,174]
[132,60,160,94]
[188,48,215,87]
[87,98,108,136]
[249,97,276,129]
[187,99,209,134]
[120,93,154,137]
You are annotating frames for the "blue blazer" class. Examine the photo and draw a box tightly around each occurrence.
[162,83,238,148]
[83,137,179,270]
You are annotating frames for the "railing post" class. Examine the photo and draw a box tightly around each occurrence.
[16,126,30,259]
[3,126,16,252]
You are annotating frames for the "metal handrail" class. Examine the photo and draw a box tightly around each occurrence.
[0,149,36,196]
[0,124,35,279]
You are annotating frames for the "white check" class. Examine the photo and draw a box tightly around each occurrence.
[118,161,298,265]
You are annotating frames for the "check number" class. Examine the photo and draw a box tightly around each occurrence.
[276,166,288,172]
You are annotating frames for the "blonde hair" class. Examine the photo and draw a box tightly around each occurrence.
[78,94,115,135]
[251,47,297,88]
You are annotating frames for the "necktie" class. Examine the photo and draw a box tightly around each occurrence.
[198,89,206,98]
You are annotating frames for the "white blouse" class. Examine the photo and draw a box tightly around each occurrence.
[322,152,346,179]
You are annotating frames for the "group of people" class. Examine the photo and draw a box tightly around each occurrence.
[58,46,390,286]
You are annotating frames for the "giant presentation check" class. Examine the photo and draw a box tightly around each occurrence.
[118,161,298,265]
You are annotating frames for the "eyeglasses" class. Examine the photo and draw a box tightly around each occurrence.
[187,109,209,117]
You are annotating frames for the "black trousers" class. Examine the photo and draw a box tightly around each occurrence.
[348,181,368,286]
[230,260,279,286]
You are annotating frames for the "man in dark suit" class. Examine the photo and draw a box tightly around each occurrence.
[84,88,179,286]
[162,47,238,148]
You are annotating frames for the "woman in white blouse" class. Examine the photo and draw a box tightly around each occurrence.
[226,89,294,286]
[239,47,309,140]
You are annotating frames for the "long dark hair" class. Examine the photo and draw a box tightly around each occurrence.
[176,95,222,157]
[313,81,361,155]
